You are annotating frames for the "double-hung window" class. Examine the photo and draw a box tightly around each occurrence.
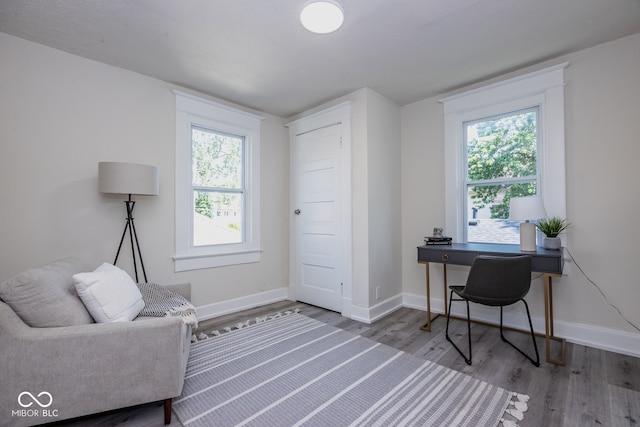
[464,108,540,243]
[174,91,263,271]
[441,63,568,245]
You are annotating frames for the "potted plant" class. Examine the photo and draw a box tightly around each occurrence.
[536,217,571,249]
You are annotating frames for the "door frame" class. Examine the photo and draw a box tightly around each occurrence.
[286,102,352,317]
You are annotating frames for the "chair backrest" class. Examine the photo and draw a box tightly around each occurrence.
[462,255,533,306]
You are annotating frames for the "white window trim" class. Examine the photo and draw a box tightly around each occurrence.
[440,62,568,245]
[174,90,263,271]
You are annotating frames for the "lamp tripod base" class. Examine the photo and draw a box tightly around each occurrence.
[113,195,148,283]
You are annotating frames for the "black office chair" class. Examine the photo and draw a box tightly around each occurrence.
[445,255,540,367]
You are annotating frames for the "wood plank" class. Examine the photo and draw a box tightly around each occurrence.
[608,384,640,427]
[607,350,640,392]
[526,352,572,426]
[564,345,612,426]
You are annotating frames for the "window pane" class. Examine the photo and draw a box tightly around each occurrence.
[192,127,243,189]
[466,110,537,181]
[464,108,539,244]
[467,182,536,244]
[193,191,243,246]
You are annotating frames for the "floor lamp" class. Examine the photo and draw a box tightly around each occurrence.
[98,162,159,283]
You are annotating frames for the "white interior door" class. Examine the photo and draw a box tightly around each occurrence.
[293,124,343,312]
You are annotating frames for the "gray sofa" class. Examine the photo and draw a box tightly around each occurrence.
[0,258,192,427]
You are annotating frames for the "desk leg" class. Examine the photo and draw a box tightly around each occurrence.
[420,262,448,332]
[544,273,566,366]
[443,264,448,316]
[420,262,441,332]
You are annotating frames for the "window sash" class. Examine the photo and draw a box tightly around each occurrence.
[190,125,247,247]
[460,108,541,244]
[192,189,245,247]
[191,126,245,190]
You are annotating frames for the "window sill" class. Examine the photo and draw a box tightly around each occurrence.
[173,249,262,272]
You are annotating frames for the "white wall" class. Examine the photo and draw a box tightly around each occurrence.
[0,33,290,311]
[401,98,446,302]
[365,90,402,306]
[401,33,640,345]
[561,33,640,331]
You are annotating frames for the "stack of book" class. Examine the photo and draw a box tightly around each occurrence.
[424,236,452,245]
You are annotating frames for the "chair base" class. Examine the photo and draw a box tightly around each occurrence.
[445,290,540,367]
[500,300,540,367]
[445,293,472,365]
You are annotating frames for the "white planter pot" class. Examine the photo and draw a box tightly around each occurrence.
[543,236,561,250]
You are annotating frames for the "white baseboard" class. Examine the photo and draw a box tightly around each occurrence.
[552,319,640,359]
[196,289,640,358]
[196,287,292,322]
[402,292,640,359]
[351,294,404,324]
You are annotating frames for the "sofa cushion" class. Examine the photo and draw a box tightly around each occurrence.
[73,263,145,322]
[0,258,95,327]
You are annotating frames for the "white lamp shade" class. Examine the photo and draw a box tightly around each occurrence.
[509,196,547,221]
[98,162,159,196]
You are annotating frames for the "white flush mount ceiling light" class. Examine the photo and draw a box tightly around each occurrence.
[300,0,344,34]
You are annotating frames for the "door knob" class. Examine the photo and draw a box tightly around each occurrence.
[294,209,301,215]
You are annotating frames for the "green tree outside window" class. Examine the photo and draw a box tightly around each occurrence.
[466,109,538,219]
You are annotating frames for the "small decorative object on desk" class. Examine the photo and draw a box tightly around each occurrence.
[425,236,452,245]
[433,227,444,237]
[536,216,571,250]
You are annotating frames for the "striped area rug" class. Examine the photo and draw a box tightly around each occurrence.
[174,312,529,427]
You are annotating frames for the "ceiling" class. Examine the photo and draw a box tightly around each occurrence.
[1,0,640,117]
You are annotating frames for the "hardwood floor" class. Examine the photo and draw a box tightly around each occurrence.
[54,301,640,427]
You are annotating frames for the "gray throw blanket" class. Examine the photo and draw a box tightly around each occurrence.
[137,282,198,328]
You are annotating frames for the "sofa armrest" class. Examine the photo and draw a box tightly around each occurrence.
[162,282,191,301]
[0,301,191,426]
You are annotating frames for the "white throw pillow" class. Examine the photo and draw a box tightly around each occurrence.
[73,263,145,322]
